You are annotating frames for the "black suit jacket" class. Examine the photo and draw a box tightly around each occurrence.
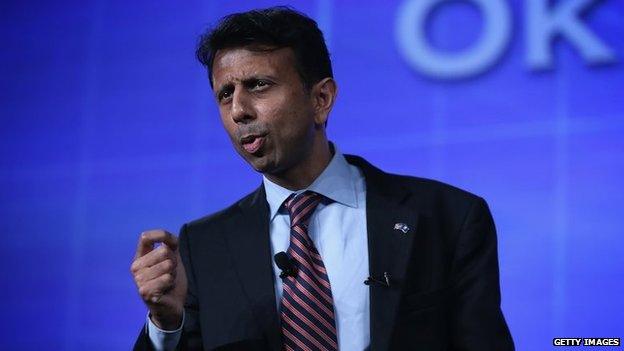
[134,155,514,350]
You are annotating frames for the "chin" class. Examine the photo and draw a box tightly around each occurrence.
[246,155,275,174]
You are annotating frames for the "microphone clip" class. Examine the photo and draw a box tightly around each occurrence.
[274,251,298,279]
[279,266,298,279]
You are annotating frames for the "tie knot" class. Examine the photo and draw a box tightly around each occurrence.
[284,191,323,228]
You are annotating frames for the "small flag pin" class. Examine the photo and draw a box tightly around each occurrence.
[393,223,410,234]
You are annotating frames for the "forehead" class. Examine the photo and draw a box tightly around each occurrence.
[211,46,298,86]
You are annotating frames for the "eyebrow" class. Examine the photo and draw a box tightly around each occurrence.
[215,75,278,97]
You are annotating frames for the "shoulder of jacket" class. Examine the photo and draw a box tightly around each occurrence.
[382,171,484,210]
[183,189,258,233]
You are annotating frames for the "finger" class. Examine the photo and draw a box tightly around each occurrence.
[175,249,186,276]
[138,273,176,303]
[134,258,177,284]
[131,245,175,274]
[135,229,178,259]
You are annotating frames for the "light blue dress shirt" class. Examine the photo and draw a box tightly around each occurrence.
[148,147,370,351]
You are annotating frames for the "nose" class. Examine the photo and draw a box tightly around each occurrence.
[231,89,254,124]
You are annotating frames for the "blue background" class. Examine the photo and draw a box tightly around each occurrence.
[1,0,622,349]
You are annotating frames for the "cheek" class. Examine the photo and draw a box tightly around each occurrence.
[261,96,311,136]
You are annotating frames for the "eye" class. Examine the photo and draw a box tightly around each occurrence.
[249,79,272,91]
[218,88,233,102]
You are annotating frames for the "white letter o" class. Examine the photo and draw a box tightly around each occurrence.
[395,0,511,79]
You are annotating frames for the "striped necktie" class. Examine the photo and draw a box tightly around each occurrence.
[280,191,338,351]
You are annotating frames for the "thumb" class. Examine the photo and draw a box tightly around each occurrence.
[175,249,188,290]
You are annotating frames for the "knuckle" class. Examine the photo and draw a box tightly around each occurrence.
[130,261,140,273]
[163,259,174,271]
[158,247,169,259]
[162,273,173,284]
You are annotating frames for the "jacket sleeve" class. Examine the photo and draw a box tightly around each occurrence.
[449,197,514,350]
[133,224,204,350]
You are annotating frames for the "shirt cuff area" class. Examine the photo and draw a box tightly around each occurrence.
[145,311,185,351]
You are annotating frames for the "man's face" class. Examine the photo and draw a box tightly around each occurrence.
[211,46,317,175]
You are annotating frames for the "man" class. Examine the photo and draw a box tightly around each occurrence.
[131,7,514,351]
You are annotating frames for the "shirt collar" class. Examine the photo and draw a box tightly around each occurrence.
[262,145,359,221]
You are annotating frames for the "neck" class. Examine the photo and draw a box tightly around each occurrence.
[265,140,332,191]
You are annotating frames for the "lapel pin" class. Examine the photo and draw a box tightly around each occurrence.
[393,222,410,234]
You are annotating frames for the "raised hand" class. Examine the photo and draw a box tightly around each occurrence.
[131,230,188,330]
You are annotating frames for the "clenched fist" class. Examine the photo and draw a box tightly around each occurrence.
[131,230,188,330]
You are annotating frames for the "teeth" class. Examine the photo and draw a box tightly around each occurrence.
[242,135,260,144]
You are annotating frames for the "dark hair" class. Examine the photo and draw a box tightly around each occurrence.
[196,6,333,90]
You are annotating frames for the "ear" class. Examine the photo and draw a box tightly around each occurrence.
[311,78,337,126]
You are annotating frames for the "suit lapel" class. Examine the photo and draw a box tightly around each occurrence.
[222,155,418,351]
[346,155,419,351]
[224,185,282,351]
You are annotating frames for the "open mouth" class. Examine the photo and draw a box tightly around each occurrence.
[240,134,267,154]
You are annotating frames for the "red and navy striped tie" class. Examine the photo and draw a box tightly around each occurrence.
[280,191,338,351]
